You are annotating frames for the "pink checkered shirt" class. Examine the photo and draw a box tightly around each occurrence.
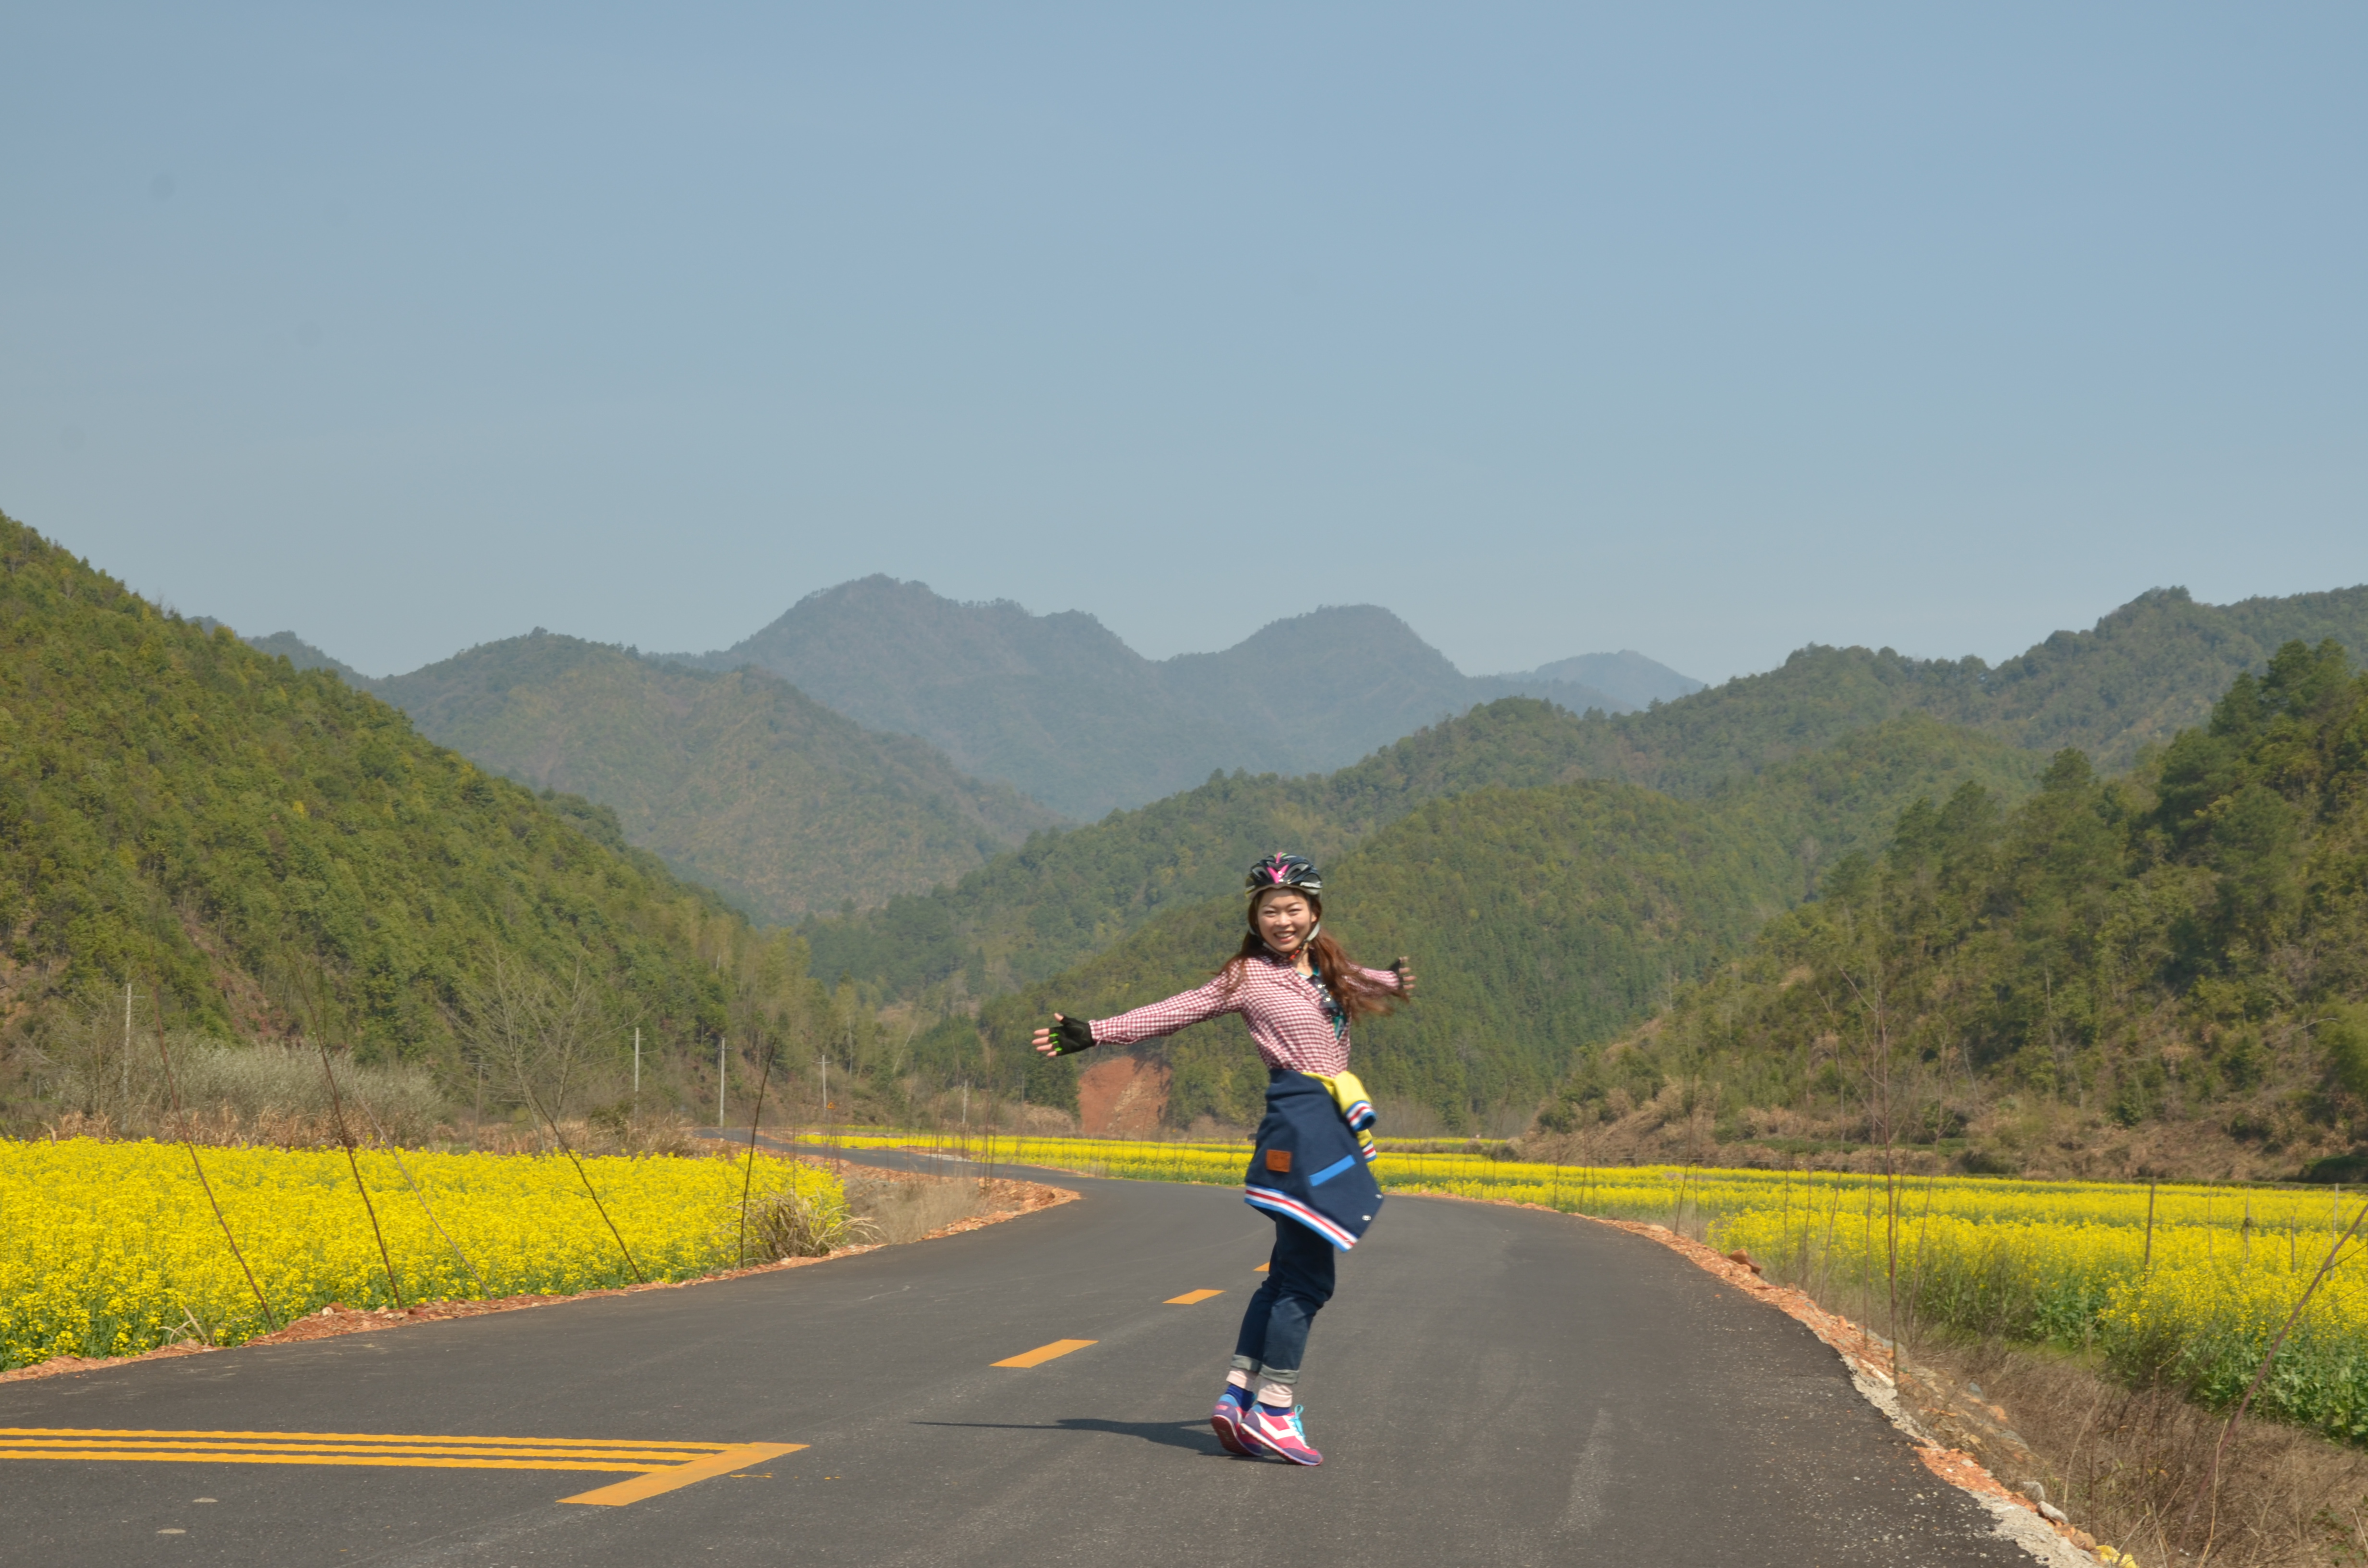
[1087,955,1404,1076]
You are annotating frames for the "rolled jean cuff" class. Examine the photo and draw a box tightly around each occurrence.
[1230,1354,1263,1375]
[1257,1364,1299,1386]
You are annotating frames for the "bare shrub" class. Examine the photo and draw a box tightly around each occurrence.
[25,993,166,1127]
[170,1043,446,1146]
[25,1016,449,1147]
[458,954,613,1125]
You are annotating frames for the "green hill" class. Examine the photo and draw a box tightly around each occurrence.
[940,716,2041,1131]
[0,513,814,1119]
[809,584,2368,1010]
[665,577,1627,816]
[805,696,1625,999]
[1567,583,2368,795]
[1539,641,2368,1181]
[368,632,1061,924]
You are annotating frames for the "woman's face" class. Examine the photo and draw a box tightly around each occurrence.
[1255,891,1316,955]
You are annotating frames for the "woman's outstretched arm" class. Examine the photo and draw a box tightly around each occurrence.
[1031,976,1243,1056]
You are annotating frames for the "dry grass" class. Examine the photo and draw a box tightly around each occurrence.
[1901,1336,2368,1568]
[841,1172,991,1244]
[737,1182,876,1261]
[39,1103,713,1160]
[1526,1083,2345,1186]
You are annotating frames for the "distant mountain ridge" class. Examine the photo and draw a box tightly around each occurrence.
[350,632,1062,923]
[659,577,1640,816]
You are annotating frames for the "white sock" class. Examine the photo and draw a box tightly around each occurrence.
[1225,1369,1251,1391]
[1257,1379,1294,1408]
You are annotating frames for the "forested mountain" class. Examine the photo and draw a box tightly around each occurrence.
[935,717,2041,1131]
[806,582,2368,1012]
[1511,650,1704,708]
[1574,584,2368,793]
[805,698,1626,999]
[368,632,1060,922]
[1538,641,2368,1182]
[662,576,1628,816]
[0,513,821,1124]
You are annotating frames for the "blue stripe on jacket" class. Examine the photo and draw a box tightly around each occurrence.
[1244,1068,1384,1251]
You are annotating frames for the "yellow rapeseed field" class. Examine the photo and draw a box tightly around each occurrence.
[0,1138,842,1371]
[805,1128,2368,1441]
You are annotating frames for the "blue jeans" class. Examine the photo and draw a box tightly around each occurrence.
[1231,1215,1336,1385]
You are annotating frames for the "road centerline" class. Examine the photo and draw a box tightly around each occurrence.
[991,1338,1097,1368]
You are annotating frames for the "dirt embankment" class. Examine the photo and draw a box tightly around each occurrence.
[1076,1054,1169,1136]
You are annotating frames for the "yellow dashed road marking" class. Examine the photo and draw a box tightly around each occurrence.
[1164,1289,1225,1305]
[992,1338,1097,1368]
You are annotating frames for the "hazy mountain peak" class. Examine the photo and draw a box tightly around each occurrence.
[242,630,372,687]
[1516,650,1704,709]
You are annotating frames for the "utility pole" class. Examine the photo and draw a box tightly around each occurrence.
[717,1037,726,1127]
[632,1028,641,1095]
[123,982,133,1109]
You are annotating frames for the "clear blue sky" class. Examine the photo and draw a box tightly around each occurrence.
[5,3,2363,682]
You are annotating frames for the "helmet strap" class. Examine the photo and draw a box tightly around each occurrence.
[1261,922,1319,961]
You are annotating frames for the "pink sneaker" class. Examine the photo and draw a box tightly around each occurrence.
[1210,1384,1255,1456]
[1243,1401,1323,1466]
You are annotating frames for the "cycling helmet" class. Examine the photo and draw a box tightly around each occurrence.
[1245,852,1322,898]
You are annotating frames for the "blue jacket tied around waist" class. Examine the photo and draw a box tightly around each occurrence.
[1245,1069,1384,1250]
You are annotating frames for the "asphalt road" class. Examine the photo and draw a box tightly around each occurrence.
[1,1158,2036,1567]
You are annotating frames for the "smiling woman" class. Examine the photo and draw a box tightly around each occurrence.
[1030,852,1413,1466]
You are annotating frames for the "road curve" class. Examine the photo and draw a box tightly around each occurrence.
[1,1160,2036,1567]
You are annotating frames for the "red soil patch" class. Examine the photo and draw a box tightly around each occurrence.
[1076,1054,1169,1136]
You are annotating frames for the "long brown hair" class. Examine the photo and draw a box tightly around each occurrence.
[1219,892,1401,1023]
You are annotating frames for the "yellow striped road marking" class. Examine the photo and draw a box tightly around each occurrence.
[1254,1262,1269,1272]
[0,1429,800,1505]
[563,1446,802,1507]
[992,1338,1097,1368]
[1164,1289,1224,1305]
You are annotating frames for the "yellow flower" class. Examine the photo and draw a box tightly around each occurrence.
[1,1139,842,1368]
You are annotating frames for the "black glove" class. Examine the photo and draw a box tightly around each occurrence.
[1047,1014,1097,1056]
